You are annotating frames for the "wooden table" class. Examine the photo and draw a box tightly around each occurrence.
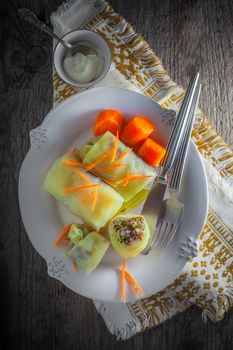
[1,0,232,349]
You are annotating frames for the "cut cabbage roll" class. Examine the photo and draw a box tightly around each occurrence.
[78,131,156,202]
[108,214,150,258]
[68,224,88,244]
[44,153,123,230]
[67,231,110,273]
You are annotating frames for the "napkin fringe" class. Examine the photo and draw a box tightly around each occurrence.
[193,116,233,180]
[201,287,233,322]
[104,4,174,90]
[94,294,190,340]
[94,301,141,340]
[52,0,104,18]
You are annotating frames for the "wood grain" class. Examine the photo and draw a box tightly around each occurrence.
[0,0,232,349]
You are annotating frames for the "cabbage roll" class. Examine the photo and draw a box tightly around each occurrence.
[44,153,123,230]
[78,131,156,201]
[67,231,110,273]
[108,214,150,258]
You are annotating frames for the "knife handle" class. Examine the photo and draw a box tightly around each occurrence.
[160,73,200,178]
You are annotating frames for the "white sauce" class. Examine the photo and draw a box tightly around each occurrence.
[63,51,105,83]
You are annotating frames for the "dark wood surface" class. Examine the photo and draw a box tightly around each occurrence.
[1,0,232,349]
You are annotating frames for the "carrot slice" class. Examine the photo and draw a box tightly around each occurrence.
[72,261,78,272]
[121,259,127,303]
[54,223,72,246]
[115,148,132,163]
[120,116,154,146]
[64,183,102,194]
[137,138,166,166]
[63,160,86,168]
[94,109,124,136]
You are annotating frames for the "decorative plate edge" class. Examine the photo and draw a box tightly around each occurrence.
[160,108,176,126]
[47,256,68,280]
[179,236,199,260]
[29,126,48,149]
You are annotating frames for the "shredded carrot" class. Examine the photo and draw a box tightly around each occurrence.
[64,183,102,194]
[117,174,155,186]
[111,131,119,163]
[84,148,113,171]
[101,163,125,172]
[115,148,132,163]
[80,189,95,204]
[91,189,98,212]
[125,273,138,295]
[99,177,117,187]
[80,188,98,212]
[121,259,127,303]
[123,169,130,187]
[76,170,91,183]
[125,270,143,295]
[54,223,72,246]
[63,160,86,168]
[72,261,78,272]
[118,266,143,298]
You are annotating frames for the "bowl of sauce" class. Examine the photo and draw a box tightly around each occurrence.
[54,30,112,88]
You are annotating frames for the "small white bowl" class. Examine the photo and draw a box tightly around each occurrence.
[54,30,112,88]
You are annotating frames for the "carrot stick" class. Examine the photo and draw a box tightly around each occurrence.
[111,131,119,163]
[76,170,91,182]
[137,138,166,167]
[72,261,78,272]
[121,116,154,146]
[101,163,125,172]
[54,223,72,246]
[115,148,132,163]
[121,259,126,303]
[94,109,124,136]
[63,160,86,168]
[64,183,102,194]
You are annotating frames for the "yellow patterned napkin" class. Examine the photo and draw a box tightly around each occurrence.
[51,0,233,340]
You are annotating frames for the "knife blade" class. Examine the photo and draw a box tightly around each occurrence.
[141,180,167,254]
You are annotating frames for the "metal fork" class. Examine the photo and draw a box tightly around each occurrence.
[152,82,201,253]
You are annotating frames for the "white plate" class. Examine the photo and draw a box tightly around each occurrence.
[19,87,208,302]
